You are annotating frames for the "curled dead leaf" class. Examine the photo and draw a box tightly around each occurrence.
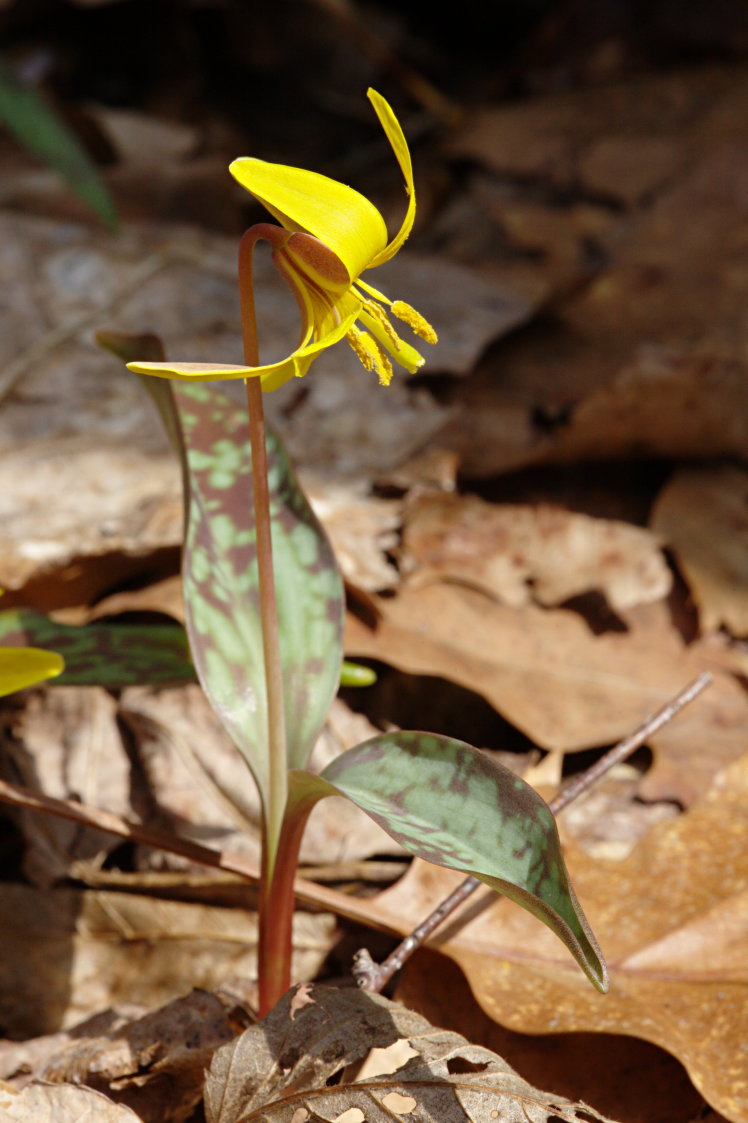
[204,984,617,1123]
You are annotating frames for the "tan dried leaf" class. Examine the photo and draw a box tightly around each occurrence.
[0,882,334,1038]
[345,583,748,803]
[651,464,748,636]
[204,985,616,1123]
[0,1082,141,1121]
[0,687,131,886]
[401,493,670,610]
[35,990,235,1123]
[365,752,748,1123]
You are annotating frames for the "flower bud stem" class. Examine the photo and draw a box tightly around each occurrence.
[239,228,293,1015]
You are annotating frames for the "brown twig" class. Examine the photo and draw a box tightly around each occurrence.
[0,776,396,932]
[353,671,713,992]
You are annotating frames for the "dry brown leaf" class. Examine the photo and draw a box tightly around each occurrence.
[439,70,748,477]
[88,576,186,623]
[119,687,399,869]
[36,990,235,1123]
[0,687,131,886]
[401,492,671,610]
[0,882,334,1038]
[0,1008,145,1086]
[345,583,748,803]
[651,464,748,636]
[86,107,197,166]
[397,952,723,1123]
[365,752,748,1123]
[447,69,716,195]
[303,480,401,592]
[204,984,617,1123]
[0,1082,142,1122]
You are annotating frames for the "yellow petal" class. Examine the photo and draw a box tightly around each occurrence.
[127,305,359,391]
[0,647,64,697]
[366,88,416,267]
[230,159,386,282]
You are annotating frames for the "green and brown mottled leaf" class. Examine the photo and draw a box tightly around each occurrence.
[100,333,345,801]
[172,382,344,801]
[289,732,607,991]
[0,608,194,687]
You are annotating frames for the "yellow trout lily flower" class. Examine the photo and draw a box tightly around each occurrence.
[0,647,64,696]
[128,89,436,391]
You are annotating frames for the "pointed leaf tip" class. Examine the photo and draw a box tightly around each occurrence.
[315,731,607,991]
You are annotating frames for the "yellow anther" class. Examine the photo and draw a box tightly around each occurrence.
[346,327,393,386]
[391,300,438,344]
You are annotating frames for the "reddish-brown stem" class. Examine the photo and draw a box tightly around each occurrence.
[257,794,318,1015]
[238,228,292,1010]
[354,671,713,993]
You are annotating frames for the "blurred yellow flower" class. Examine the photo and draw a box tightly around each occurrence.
[0,647,64,697]
[128,89,436,391]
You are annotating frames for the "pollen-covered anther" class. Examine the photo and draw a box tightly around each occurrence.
[391,300,438,344]
[346,326,393,386]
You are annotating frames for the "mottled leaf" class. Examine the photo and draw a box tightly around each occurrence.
[100,334,345,794]
[0,608,194,687]
[171,382,344,800]
[0,642,64,696]
[0,56,117,230]
[290,731,606,991]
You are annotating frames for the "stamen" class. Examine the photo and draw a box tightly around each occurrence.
[362,299,403,350]
[346,326,393,386]
[391,300,438,344]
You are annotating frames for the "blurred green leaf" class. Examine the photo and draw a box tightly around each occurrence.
[0,608,194,687]
[0,56,117,229]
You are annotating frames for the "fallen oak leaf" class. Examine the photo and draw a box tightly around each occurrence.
[361,752,748,1123]
[650,464,748,637]
[400,491,671,611]
[0,1081,142,1122]
[345,582,748,804]
[204,983,618,1123]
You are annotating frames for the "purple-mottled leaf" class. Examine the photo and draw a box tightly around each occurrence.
[289,732,607,991]
[100,333,345,803]
[0,608,194,687]
[0,606,371,692]
[172,382,343,802]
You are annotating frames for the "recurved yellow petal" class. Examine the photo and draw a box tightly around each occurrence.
[230,160,386,282]
[366,88,416,267]
[0,647,64,697]
[128,304,359,390]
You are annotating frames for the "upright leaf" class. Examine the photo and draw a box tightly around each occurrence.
[171,383,343,803]
[290,731,607,991]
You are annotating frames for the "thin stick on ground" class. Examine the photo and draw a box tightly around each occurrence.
[0,776,394,932]
[353,671,713,993]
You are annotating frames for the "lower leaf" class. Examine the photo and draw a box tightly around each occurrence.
[290,731,607,992]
